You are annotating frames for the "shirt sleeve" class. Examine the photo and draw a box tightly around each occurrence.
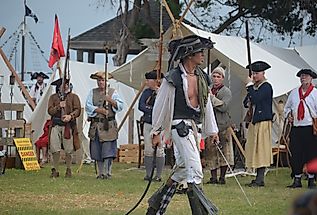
[111,90,124,113]
[85,89,98,117]
[214,88,232,113]
[70,94,81,119]
[29,85,36,98]
[151,79,174,135]
[284,90,293,118]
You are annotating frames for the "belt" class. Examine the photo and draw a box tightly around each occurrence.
[171,125,202,133]
[91,116,115,123]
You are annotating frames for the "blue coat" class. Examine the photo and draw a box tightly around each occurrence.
[243,82,273,124]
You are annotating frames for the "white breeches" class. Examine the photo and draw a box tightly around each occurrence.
[171,120,203,184]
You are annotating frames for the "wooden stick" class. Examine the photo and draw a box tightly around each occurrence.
[118,82,146,131]
[228,127,246,158]
[178,0,195,24]
[0,48,36,110]
[162,0,175,23]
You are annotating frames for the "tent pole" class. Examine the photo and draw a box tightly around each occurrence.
[229,127,246,158]
[118,82,146,132]
[0,47,35,110]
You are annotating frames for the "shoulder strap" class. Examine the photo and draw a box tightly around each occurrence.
[303,99,314,118]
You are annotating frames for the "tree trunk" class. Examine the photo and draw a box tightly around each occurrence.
[143,0,159,36]
[112,0,142,66]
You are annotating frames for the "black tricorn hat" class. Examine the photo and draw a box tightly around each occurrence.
[31,72,49,80]
[168,35,214,61]
[145,70,164,79]
[51,78,70,87]
[246,61,271,72]
[296,69,317,79]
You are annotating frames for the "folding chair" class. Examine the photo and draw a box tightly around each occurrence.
[273,119,291,169]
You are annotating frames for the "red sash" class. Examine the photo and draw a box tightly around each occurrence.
[297,84,314,120]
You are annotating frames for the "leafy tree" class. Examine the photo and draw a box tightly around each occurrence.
[96,0,317,65]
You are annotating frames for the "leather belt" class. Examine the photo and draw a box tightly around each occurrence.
[171,125,202,133]
[91,116,115,123]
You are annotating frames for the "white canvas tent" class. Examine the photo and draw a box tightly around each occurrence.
[110,22,317,144]
[294,45,317,71]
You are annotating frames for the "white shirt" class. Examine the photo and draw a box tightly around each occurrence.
[151,64,218,140]
[29,82,46,104]
[85,88,124,117]
[284,86,317,126]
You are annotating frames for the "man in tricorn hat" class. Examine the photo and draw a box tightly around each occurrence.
[138,70,165,182]
[243,61,273,187]
[48,78,81,178]
[146,35,219,215]
[29,72,49,105]
[85,71,123,179]
[284,69,317,189]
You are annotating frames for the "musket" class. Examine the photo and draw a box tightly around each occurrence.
[245,21,252,77]
[244,21,253,125]
[60,28,71,116]
[207,37,211,75]
[103,45,109,130]
[156,0,164,82]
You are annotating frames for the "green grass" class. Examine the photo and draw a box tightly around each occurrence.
[0,163,309,215]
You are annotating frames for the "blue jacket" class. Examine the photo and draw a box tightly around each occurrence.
[138,88,156,124]
[243,82,273,124]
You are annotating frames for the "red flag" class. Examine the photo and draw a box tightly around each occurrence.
[48,15,65,68]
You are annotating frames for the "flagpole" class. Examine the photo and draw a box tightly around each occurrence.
[21,0,26,81]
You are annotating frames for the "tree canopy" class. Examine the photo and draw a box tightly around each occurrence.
[96,0,317,65]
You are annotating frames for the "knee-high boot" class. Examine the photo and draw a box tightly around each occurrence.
[146,180,178,215]
[187,183,208,215]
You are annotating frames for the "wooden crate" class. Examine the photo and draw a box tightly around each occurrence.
[119,144,143,164]
[120,144,139,150]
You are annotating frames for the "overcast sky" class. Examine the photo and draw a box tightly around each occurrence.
[0,0,116,75]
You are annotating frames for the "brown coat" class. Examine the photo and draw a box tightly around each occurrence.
[48,92,81,150]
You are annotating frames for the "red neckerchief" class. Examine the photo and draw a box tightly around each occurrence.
[211,84,224,95]
[297,84,314,120]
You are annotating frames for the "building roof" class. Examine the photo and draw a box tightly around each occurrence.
[70,1,172,54]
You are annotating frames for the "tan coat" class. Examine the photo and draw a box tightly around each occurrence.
[48,92,81,150]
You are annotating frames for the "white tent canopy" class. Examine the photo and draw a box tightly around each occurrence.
[294,45,317,72]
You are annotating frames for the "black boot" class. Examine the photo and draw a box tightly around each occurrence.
[246,179,264,187]
[308,178,316,189]
[287,177,302,188]
[146,185,169,215]
[187,183,208,215]
[146,182,177,215]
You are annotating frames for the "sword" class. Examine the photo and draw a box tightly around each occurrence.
[214,141,252,207]
[125,145,158,215]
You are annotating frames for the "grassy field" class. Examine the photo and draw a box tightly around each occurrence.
[0,163,309,215]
